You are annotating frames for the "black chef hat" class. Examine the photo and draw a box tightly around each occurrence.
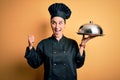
[48,3,71,19]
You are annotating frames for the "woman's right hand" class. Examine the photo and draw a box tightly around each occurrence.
[28,35,35,50]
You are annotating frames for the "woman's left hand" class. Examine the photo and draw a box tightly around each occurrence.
[80,35,97,48]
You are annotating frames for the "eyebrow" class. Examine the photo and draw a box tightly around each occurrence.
[51,18,66,24]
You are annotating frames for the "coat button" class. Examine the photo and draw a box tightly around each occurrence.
[53,63,56,66]
[53,52,56,54]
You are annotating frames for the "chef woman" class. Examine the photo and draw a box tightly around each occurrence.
[25,3,95,80]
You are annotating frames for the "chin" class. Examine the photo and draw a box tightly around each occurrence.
[54,33,62,38]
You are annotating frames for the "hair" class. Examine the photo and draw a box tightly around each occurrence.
[50,17,66,24]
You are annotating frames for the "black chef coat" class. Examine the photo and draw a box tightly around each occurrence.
[25,35,85,80]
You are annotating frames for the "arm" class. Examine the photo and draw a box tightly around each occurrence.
[74,40,85,68]
[76,35,97,68]
[24,35,43,69]
[75,49,85,68]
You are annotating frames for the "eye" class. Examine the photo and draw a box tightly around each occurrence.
[59,21,63,25]
[51,21,56,24]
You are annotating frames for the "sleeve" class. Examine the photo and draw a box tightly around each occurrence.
[74,41,86,68]
[24,42,44,69]
[75,50,85,68]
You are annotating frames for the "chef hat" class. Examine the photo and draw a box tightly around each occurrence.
[48,3,71,19]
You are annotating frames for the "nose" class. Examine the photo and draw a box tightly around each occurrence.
[55,23,59,28]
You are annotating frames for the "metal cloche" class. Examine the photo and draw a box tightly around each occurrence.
[77,21,103,36]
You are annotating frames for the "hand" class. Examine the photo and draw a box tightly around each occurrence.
[80,35,97,48]
[79,35,97,55]
[28,35,35,49]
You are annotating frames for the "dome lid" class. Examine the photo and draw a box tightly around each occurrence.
[77,21,103,36]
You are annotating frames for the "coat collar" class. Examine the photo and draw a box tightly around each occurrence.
[51,35,66,43]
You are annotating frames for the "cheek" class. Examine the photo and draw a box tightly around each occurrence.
[61,24,65,29]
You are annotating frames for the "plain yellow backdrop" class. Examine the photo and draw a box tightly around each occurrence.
[0,0,120,80]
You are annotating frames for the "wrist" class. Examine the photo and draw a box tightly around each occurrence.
[29,46,33,50]
[80,44,85,48]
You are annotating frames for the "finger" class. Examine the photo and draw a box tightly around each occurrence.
[83,35,91,42]
[83,35,85,39]
[89,35,97,39]
[85,35,97,42]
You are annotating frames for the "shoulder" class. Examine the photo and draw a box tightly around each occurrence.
[36,36,52,49]
[64,36,78,44]
[64,36,76,42]
[38,36,52,45]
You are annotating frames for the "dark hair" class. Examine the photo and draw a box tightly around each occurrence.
[50,17,66,24]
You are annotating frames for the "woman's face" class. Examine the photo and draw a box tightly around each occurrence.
[51,16,65,38]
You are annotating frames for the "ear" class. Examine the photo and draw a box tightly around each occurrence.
[64,19,66,24]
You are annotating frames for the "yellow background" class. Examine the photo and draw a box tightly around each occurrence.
[0,0,120,80]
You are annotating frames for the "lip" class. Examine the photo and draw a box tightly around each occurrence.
[54,28,62,32]
[55,29,61,32]
[53,29,62,34]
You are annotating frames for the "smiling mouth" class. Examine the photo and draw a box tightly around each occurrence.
[54,29,61,32]
[53,29,62,35]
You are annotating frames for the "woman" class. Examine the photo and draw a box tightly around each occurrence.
[25,3,95,80]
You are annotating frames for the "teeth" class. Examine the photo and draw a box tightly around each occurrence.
[55,29,61,32]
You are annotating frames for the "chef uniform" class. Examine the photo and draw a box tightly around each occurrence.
[25,3,85,80]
